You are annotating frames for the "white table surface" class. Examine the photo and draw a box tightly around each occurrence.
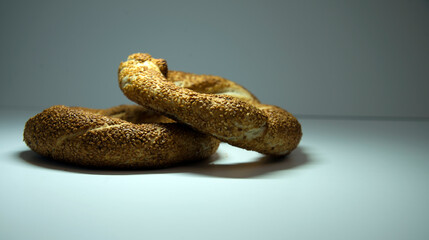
[1,108,428,240]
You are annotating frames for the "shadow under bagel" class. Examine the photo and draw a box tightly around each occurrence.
[17,147,310,178]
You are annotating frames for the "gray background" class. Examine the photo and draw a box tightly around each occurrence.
[1,0,428,118]
[1,1,429,240]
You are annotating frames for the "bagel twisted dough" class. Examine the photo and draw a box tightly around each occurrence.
[24,105,220,168]
[118,53,302,155]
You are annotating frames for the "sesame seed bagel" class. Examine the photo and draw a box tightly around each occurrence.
[23,105,220,169]
[118,53,302,155]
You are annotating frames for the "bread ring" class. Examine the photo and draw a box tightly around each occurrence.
[118,53,302,155]
[23,105,220,168]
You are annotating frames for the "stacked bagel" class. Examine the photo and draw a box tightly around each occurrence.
[24,53,302,169]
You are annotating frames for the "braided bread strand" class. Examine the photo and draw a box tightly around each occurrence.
[24,105,220,168]
[119,53,302,155]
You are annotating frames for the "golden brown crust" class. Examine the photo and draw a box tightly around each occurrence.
[118,53,302,155]
[70,104,174,124]
[23,105,220,169]
[166,70,260,103]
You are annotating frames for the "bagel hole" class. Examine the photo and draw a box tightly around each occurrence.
[106,110,174,124]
